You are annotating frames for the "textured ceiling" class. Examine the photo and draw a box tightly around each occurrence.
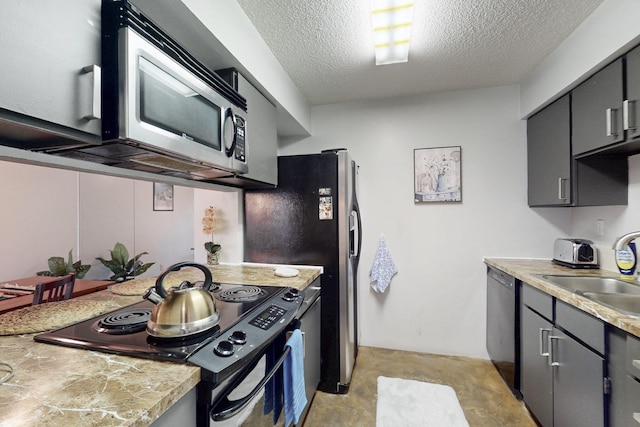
[236,0,603,106]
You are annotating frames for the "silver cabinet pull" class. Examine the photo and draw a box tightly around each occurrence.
[606,108,618,137]
[81,65,101,120]
[548,335,560,366]
[624,100,636,130]
[557,178,567,200]
[633,412,640,424]
[539,328,551,357]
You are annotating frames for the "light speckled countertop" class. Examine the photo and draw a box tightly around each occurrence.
[0,263,322,427]
[484,258,640,338]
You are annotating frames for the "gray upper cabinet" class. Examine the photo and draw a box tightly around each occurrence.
[527,95,571,206]
[572,58,624,156]
[238,75,278,186]
[527,94,628,207]
[0,0,102,145]
[624,45,640,142]
[572,45,640,157]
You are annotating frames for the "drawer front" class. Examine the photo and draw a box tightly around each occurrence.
[522,283,553,320]
[555,299,605,354]
[627,334,640,380]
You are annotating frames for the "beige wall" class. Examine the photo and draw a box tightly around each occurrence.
[279,85,572,358]
[0,161,240,282]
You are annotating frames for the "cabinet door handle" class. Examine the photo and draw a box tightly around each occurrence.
[606,108,618,137]
[624,100,636,130]
[548,335,560,366]
[557,178,567,200]
[81,64,101,120]
[633,412,640,424]
[539,328,551,357]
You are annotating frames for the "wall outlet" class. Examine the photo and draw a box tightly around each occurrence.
[596,219,605,236]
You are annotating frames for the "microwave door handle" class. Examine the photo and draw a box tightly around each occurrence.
[81,65,101,120]
[210,345,291,421]
[223,108,238,157]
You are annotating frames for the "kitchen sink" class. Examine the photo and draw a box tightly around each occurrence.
[581,293,640,317]
[540,275,640,295]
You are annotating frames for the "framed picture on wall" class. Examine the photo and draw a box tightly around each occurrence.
[414,146,462,203]
[153,183,174,211]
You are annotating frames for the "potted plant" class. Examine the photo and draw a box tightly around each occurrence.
[202,206,221,265]
[36,249,91,279]
[96,242,155,282]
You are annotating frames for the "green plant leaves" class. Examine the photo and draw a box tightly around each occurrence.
[36,249,91,279]
[204,242,221,253]
[96,242,155,281]
[47,256,68,276]
[111,243,129,266]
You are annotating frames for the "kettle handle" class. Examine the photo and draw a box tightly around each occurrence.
[155,262,214,298]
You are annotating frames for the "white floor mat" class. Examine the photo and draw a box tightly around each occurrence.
[376,376,470,427]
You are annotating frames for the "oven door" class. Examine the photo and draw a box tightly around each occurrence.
[196,329,296,427]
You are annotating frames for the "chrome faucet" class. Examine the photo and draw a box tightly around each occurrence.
[612,231,640,250]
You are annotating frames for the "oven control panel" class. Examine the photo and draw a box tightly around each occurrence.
[188,287,304,383]
[249,305,286,330]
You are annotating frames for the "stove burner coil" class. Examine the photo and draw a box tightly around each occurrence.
[93,308,152,334]
[216,286,267,302]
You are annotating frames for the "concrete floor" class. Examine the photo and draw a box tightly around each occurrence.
[302,346,537,426]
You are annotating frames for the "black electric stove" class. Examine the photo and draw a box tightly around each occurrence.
[34,283,302,368]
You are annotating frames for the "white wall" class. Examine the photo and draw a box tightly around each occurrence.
[193,187,244,265]
[0,161,78,279]
[0,160,233,282]
[520,0,640,117]
[570,153,640,273]
[77,174,196,279]
[279,85,572,358]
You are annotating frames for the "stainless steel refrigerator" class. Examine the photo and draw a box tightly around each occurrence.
[244,149,361,394]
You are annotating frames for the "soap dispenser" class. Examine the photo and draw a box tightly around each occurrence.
[615,241,637,281]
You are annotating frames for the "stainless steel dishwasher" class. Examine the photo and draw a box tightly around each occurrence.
[486,266,521,398]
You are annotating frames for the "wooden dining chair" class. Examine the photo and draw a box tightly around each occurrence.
[32,273,76,305]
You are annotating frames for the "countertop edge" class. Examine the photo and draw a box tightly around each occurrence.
[0,263,322,427]
[484,257,640,338]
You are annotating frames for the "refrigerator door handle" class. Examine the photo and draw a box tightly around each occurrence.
[350,161,362,263]
[350,210,360,258]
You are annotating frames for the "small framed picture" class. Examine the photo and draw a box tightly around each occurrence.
[153,183,174,211]
[414,146,462,203]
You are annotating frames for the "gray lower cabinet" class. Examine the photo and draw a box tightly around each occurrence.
[521,305,554,427]
[608,326,640,427]
[551,326,605,427]
[1,0,102,145]
[521,284,606,426]
[296,294,321,426]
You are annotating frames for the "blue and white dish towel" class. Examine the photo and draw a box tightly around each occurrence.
[370,234,397,293]
[283,329,307,427]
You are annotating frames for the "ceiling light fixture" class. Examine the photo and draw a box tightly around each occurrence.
[371,0,414,66]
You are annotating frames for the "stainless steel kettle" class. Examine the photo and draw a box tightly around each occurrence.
[143,262,219,338]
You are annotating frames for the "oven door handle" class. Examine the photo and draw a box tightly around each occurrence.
[210,346,291,421]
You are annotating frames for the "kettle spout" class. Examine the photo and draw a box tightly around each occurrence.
[143,287,164,305]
